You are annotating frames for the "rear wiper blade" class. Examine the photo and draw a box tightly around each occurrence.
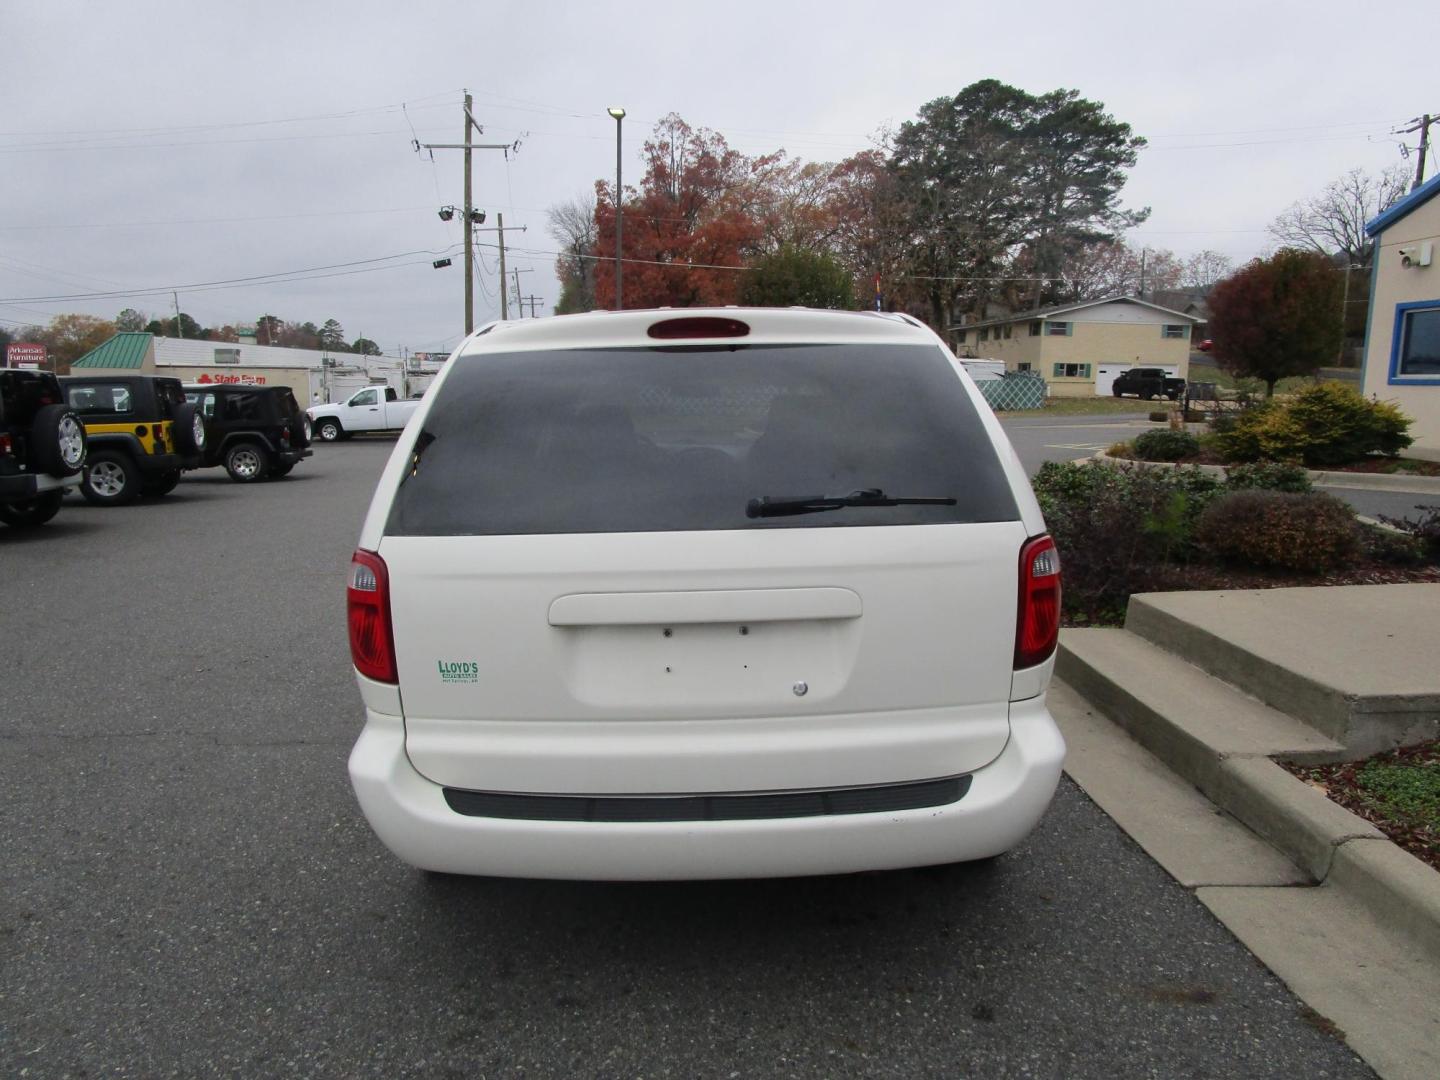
[746,488,957,519]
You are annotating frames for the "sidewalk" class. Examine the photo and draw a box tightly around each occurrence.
[1053,584,1440,1080]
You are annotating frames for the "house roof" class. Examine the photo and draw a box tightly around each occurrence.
[71,332,152,369]
[1365,172,1440,237]
[950,295,1200,331]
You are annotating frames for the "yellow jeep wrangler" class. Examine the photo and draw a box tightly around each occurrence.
[60,375,207,505]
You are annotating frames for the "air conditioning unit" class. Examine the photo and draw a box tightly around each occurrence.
[1399,242,1433,268]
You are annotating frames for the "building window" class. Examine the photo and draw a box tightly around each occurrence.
[1003,325,1013,339]
[1029,321,1042,336]
[955,330,967,344]
[979,327,989,342]
[1017,363,1032,372]
[1045,321,1072,336]
[1392,302,1440,379]
[1052,363,1091,378]
[1162,324,1188,339]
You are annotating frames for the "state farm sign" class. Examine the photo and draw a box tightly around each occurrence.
[5,342,47,369]
[195,371,266,385]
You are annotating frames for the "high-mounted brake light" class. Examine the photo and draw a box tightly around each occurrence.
[348,549,397,683]
[1015,534,1061,669]
[647,316,750,340]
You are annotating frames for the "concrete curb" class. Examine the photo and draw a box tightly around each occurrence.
[1057,635,1440,965]
[1089,450,1440,495]
[1328,839,1440,961]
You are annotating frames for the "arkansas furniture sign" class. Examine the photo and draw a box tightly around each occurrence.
[5,342,47,368]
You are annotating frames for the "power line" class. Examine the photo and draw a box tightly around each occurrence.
[0,245,461,304]
[0,95,456,140]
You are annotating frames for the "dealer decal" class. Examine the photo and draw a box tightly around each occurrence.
[437,660,479,684]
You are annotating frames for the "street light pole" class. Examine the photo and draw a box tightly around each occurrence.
[608,106,625,309]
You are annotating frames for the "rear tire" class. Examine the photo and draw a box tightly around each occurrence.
[80,451,140,506]
[0,491,63,528]
[224,442,270,483]
[30,405,87,477]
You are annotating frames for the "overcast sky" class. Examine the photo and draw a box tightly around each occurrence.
[2,0,1434,357]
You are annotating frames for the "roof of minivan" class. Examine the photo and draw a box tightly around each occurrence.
[457,308,943,356]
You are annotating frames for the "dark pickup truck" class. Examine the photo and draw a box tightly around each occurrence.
[1112,367,1186,401]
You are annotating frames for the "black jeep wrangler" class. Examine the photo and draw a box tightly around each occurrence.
[0,369,88,528]
[1112,367,1188,401]
[184,384,313,482]
[61,375,207,505]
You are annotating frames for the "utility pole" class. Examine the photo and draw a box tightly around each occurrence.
[417,92,520,334]
[1398,114,1433,191]
[497,212,508,320]
[173,291,184,338]
[510,267,534,316]
[473,221,528,320]
[463,91,474,334]
[522,295,543,318]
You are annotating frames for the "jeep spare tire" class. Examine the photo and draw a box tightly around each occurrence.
[30,404,87,477]
[171,402,206,454]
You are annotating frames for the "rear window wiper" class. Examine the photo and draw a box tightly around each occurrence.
[746,488,957,518]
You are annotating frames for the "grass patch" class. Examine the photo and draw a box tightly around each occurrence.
[1285,740,1439,870]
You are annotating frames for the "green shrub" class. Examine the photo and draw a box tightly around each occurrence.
[1195,490,1360,572]
[1133,429,1200,462]
[1360,524,1425,565]
[1224,461,1313,494]
[1033,462,1224,613]
[1378,504,1440,562]
[1214,383,1413,467]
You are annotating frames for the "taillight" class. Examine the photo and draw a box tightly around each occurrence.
[0,434,11,457]
[348,549,397,683]
[1015,534,1061,669]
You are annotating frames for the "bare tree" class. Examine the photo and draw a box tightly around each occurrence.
[1268,166,1409,268]
[547,192,598,314]
[1179,250,1233,290]
[1061,240,1181,301]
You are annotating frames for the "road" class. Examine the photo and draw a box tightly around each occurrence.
[0,443,1372,1078]
[998,412,1436,521]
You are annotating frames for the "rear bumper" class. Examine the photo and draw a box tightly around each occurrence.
[348,698,1065,880]
[0,471,81,500]
[278,448,313,465]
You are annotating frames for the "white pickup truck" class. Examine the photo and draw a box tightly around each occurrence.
[308,386,423,441]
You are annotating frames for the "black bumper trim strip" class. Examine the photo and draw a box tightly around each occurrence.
[442,775,972,823]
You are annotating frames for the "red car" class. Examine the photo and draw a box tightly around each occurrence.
[1197,338,1214,352]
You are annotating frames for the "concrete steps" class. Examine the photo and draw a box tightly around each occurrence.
[1125,586,1440,758]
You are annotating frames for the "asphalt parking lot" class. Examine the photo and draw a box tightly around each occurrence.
[0,442,1372,1078]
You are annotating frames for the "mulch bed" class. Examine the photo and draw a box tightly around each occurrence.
[1325,458,1440,477]
[1282,742,1440,872]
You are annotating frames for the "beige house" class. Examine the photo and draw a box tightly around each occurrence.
[1361,173,1440,460]
[951,297,1198,397]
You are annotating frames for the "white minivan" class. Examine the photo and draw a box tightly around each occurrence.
[347,308,1064,880]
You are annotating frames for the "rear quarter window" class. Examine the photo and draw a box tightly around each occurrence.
[386,343,1020,536]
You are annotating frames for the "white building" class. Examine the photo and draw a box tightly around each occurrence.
[72,333,447,403]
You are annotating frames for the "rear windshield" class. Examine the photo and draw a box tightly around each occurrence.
[386,343,1019,536]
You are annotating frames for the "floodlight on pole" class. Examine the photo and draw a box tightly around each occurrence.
[607,107,625,309]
